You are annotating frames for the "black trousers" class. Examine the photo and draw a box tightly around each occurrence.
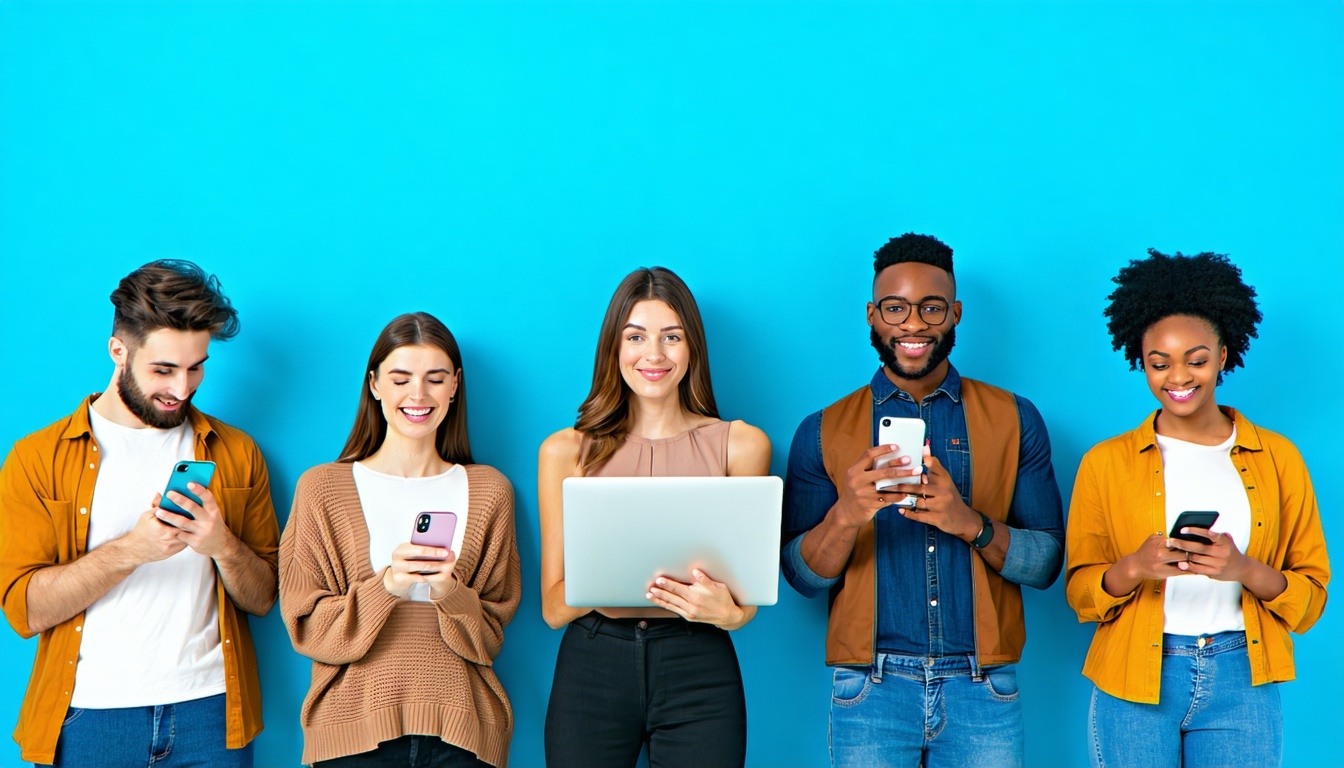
[314,735,492,768]
[544,613,747,768]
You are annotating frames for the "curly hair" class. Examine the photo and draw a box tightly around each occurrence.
[873,232,954,278]
[1104,248,1261,374]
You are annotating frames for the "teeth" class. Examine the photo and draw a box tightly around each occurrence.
[402,407,431,416]
[1169,388,1195,398]
[899,342,929,349]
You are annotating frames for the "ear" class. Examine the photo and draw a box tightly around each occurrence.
[1218,344,1228,370]
[450,369,461,400]
[865,302,877,327]
[109,336,130,368]
[368,370,381,402]
[951,300,963,326]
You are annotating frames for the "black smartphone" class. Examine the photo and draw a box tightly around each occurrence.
[1169,510,1219,546]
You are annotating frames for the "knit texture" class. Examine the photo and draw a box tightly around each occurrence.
[280,462,520,766]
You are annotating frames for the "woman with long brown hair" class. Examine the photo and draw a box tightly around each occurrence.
[280,312,520,768]
[539,267,771,767]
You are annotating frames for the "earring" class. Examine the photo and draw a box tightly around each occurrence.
[450,396,456,403]
[373,395,381,401]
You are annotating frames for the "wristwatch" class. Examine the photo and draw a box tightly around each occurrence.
[970,511,995,550]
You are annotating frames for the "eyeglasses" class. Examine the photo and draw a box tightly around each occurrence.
[873,298,951,326]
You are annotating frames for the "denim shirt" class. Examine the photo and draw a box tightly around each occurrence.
[782,366,1064,657]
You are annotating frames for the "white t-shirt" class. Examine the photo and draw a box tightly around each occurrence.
[73,407,225,708]
[1158,428,1251,635]
[353,462,469,603]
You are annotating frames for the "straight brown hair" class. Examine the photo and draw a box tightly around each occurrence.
[575,267,719,473]
[338,312,474,465]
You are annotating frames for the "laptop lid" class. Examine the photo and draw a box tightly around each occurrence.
[562,475,783,607]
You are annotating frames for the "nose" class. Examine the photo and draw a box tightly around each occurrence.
[409,379,428,400]
[646,339,667,362]
[167,371,192,399]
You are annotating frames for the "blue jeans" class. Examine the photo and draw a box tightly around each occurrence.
[829,653,1024,768]
[1088,631,1282,768]
[46,693,250,768]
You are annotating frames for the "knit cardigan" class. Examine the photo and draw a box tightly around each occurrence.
[280,462,521,766]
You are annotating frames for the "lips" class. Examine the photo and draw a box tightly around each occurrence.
[155,396,183,411]
[893,339,932,358]
[400,406,433,424]
[638,368,670,381]
[1166,387,1197,403]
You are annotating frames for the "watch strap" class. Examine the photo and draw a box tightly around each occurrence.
[971,511,995,549]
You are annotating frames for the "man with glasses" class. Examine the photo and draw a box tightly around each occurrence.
[781,233,1064,768]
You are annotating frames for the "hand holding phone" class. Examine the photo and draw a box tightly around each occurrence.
[875,416,925,492]
[1169,510,1220,546]
[409,511,458,560]
[159,461,217,519]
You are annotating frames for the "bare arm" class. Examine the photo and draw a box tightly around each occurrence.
[161,485,276,615]
[26,508,187,634]
[538,429,592,629]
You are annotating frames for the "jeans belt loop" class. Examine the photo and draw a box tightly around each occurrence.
[870,652,887,684]
[969,653,984,682]
[586,615,603,639]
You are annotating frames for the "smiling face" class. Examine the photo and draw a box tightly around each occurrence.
[109,328,212,429]
[368,343,459,446]
[618,299,691,405]
[1142,314,1227,422]
[867,262,962,388]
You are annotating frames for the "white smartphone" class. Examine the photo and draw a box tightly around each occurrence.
[875,416,925,492]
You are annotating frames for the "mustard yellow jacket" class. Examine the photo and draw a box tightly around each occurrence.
[1065,407,1329,704]
[0,396,278,764]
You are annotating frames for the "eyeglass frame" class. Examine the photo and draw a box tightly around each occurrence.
[868,295,956,327]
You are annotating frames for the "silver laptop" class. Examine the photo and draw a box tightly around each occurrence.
[562,475,783,607]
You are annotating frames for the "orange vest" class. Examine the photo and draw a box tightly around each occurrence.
[819,378,1023,666]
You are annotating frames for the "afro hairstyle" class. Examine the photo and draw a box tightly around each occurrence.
[873,232,954,278]
[1104,248,1261,374]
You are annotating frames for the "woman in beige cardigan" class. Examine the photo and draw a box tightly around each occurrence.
[280,312,520,768]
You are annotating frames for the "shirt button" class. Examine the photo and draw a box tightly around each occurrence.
[91,445,98,452]
[927,546,935,553]
[930,599,938,607]
[74,626,82,632]
[88,463,96,470]
[79,508,88,515]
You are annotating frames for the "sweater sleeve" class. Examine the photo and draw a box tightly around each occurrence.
[432,468,521,665]
[279,467,401,666]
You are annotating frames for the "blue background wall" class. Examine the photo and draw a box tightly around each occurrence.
[2,2,1340,766]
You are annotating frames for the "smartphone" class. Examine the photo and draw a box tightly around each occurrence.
[875,416,925,492]
[1169,510,1220,546]
[409,511,458,560]
[159,460,216,519]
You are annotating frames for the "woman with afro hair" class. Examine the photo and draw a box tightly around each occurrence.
[1064,249,1329,768]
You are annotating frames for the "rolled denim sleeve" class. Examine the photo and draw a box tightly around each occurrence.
[781,411,842,598]
[997,396,1065,590]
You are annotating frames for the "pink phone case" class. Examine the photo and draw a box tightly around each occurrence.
[410,511,458,559]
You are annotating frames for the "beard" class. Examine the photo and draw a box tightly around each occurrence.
[869,324,956,381]
[118,365,192,429]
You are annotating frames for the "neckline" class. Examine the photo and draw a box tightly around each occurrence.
[353,461,462,481]
[621,419,725,444]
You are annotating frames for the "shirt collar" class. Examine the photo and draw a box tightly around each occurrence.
[59,393,214,441]
[1132,405,1261,453]
[868,364,962,404]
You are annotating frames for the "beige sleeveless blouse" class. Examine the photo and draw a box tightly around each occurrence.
[589,420,730,477]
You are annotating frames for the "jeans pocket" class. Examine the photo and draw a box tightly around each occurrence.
[983,665,1020,702]
[60,706,84,727]
[831,666,872,707]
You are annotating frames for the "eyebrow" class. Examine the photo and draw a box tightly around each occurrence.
[874,294,950,304]
[1146,345,1212,358]
[623,323,685,332]
[387,367,454,376]
[147,355,209,369]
